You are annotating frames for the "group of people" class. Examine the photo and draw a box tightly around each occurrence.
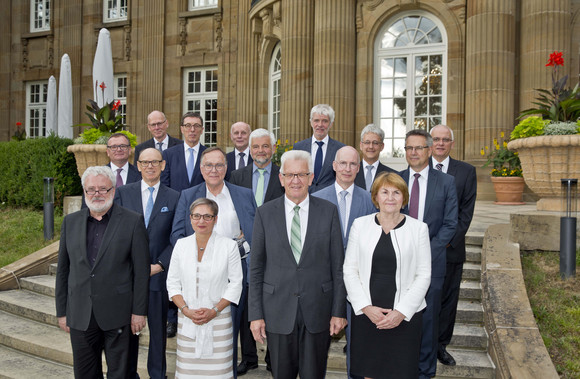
[55,103,477,379]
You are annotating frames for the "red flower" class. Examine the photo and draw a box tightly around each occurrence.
[16,122,22,126]
[99,82,107,90]
[111,100,121,111]
[546,51,564,67]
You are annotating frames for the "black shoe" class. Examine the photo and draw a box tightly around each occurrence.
[166,322,177,338]
[437,346,456,366]
[237,361,258,376]
[266,363,272,372]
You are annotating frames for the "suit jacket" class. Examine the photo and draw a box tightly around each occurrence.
[161,143,206,192]
[312,184,376,248]
[354,161,397,191]
[55,205,150,331]
[171,181,256,247]
[225,150,253,182]
[293,137,345,193]
[431,157,477,263]
[400,167,458,278]
[114,182,180,291]
[106,162,142,185]
[133,134,183,165]
[229,162,284,205]
[248,196,346,334]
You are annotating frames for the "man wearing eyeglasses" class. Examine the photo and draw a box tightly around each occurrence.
[133,110,183,165]
[106,133,142,187]
[399,129,458,379]
[161,112,207,192]
[114,148,180,379]
[171,147,256,378]
[55,166,149,379]
[354,124,396,191]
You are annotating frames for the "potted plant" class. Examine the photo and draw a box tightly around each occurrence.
[507,51,580,210]
[482,132,525,204]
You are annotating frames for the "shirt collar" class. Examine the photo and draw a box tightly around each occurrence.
[109,162,129,172]
[253,161,272,174]
[334,182,354,198]
[362,159,379,170]
[140,179,160,193]
[410,165,430,178]
[154,134,169,145]
[284,194,310,212]
[183,141,199,152]
[311,135,329,146]
[235,147,250,156]
[432,156,450,170]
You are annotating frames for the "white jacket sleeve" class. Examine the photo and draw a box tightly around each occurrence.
[221,239,243,305]
[343,219,373,315]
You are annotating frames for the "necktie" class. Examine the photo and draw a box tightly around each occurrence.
[436,163,443,171]
[409,173,421,219]
[255,169,265,207]
[115,168,123,188]
[314,141,324,181]
[238,152,246,169]
[339,190,348,237]
[365,165,374,191]
[186,148,195,182]
[290,205,302,263]
[157,142,163,152]
[144,187,154,227]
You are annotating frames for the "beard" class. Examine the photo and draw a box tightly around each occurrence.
[86,195,114,214]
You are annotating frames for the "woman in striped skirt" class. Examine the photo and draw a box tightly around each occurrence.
[167,198,243,378]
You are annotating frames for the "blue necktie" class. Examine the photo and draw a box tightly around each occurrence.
[186,148,195,182]
[314,141,324,181]
[144,187,154,227]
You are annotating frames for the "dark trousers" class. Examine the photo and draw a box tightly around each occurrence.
[439,261,464,347]
[239,282,271,367]
[267,306,331,379]
[69,311,131,379]
[419,276,444,379]
[231,257,248,378]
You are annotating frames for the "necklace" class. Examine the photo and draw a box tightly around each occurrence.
[199,247,205,251]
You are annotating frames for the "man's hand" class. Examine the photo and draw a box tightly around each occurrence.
[150,264,163,277]
[376,309,405,329]
[58,316,70,333]
[250,319,266,344]
[131,314,147,335]
[329,317,347,336]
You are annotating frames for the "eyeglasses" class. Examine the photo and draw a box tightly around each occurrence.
[335,161,359,170]
[432,137,453,143]
[107,144,131,151]
[148,120,166,128]
[85,187,114,196]
[182,123,203,130]
[404,145,429,152]
[202,163,226,172]
[361,140,382,146]
[281,172,311,180]
[190,213,216,221]
[138,160,163,167]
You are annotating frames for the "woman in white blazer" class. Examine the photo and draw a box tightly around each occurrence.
[167,198,243,378]
[343,172,431,379]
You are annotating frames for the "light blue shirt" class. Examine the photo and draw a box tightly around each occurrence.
[251,162,273,204]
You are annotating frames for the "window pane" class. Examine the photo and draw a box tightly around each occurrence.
[380,79,393,98]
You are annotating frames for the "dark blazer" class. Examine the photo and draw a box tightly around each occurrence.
[354,161,397,191]
[225,150,253,182]
[55,205,150,331]
[133,134,183,165]
[293,137,345,193]
[171,181,256,246]
[248,195,346,334]
[229,162,284,204]
[114,182,180,291]
[312,184,377,248]
[400,167,458,278]
[106,162,142,185]
[161,143,206,192]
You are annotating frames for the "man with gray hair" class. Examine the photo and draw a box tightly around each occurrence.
[133,110,183,165]
[226,121,253,181]
[55,166,150,378]
[355,124,396,191]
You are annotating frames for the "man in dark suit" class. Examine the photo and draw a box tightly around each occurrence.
[133,110,182,165]
[225,121,253,181]
[354,124,396,191]
[171,147,256,378]
[114,148,180,379]
[229,128,282,375]
[430,125,477,367]
[106,133,142,186]
[312,145,376,379]
[292,104,345,193]
[249,150,347,379]
[55,166,150,378]
[161,112,207,192]
[400,129,458,379]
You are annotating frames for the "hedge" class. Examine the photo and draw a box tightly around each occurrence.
[0,136,82,209]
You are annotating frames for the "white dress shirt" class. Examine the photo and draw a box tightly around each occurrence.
[206,184,241,239]
[310,135,330,164]
[408,165,430,221]
[154,134,170,151]
[334,182,354,236]
[140,180,160,214]
[234,147,251,170]
[362,159,380,182]
[432,156,450,174]
[284,195,309,249]
[183,142,200,169]
[110,162,129,185]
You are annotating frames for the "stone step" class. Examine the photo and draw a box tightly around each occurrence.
[20,275,56,297]
[449,323,488,350]
[465,245,482,263]
[49,263,58,276]
[462,262,482,281]
[435,348,495,378]
[465,234,484,247]
[0,345,74,379]
[0,289,57,325]
[460,280,482,301]
[456,300,484,324]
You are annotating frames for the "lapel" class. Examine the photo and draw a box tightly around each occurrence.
[400,169,410,214]
[75,209,90,267]
[447,157,458,177]
[272,197,296,265]
[318,138,335,181]
[264,164,279,200]
[424,168,438,216]
[190,145,205,185]
[148,184,167,228]
[348,187,363,228]
[92,205,122,271]
[300,196,318,264]
[242,165,253,188]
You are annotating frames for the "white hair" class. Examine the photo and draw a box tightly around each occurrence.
[431,124,454,141]
[280,150,313,174]
[249,128,276,146]
[81,166,115,189]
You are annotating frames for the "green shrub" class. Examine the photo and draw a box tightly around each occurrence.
[544,122,579,136]
[0,136,82,209]
[510,116,550,140]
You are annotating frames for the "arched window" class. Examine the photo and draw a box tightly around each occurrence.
[269,44,281,140]
[375,13,447,160]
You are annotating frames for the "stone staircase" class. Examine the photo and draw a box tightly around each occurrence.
[0,236,495,378]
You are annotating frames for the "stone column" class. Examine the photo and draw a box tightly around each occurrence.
[464,0,517,161]
[519,0,571,113]
[280,0,314,143]
[312,0,356,145]
[236,1,259,128]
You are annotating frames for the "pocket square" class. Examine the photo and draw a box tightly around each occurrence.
[161,207,170,213]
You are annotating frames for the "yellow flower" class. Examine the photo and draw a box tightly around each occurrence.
[285,139,289,144]
[277,139,281,145]
[493,138,497,145]
[500,131,505,138]
[503,141,508,148]
[480,148,485,156]
[485,146,489,150]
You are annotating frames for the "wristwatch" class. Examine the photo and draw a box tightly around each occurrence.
[212,306,220,315]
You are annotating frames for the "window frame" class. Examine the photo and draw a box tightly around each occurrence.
[183,67,219,147]
[26,81,49,138]
[114,74,128,125]
[188,0,218,11]
[30,0,51,33]
[103,0,128,23]
[268,44,282,140]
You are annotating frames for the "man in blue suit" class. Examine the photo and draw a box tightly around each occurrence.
[400,129,458,379]
[133,110,182,165]
[114,148,180,379]
[313,145,376,379]
[171,147,256,378]
[225,121,253,181]
[292,104,345,193]
[161,112,207,192]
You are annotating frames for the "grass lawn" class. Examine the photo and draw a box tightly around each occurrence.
[0,205,63,268]
[521,250,580,379]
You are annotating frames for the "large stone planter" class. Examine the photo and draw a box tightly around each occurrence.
[507,135,580,211]
[67,144,135,177]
